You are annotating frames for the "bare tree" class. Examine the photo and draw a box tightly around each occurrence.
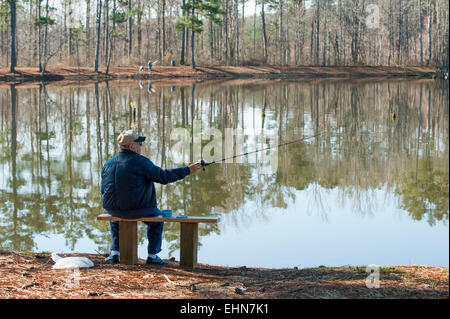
[261,0,268,63]
[94,0,102,72]
[9,0,16,72]
[2,0,449,70]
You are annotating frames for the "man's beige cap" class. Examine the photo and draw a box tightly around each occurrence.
[117,130,146,146]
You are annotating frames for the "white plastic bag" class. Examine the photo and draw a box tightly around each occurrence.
[51,253,94,269]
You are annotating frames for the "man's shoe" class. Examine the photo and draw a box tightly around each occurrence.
[104,255,119,264]
[146,255,168,265]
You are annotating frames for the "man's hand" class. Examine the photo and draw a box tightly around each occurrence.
[188,162,202,174]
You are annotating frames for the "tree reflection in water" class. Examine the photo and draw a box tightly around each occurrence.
[0,79,448,254]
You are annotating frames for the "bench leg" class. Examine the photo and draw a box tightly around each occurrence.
[180,223,198,269]
[119,221,138,265]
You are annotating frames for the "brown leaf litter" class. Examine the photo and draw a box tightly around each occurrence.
[0,251,447,299]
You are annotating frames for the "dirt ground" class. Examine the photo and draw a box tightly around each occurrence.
[0,65,438,84]
[0,251,447,299]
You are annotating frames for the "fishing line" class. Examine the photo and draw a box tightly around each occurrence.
[200,130,325,170]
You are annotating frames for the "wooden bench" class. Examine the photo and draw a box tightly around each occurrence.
[97,214,219,269]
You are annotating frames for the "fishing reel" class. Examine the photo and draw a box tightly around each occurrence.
[199,159,209,171]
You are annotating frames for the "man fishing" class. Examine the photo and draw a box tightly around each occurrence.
[148,60,157,73]
[101,130,201,265]
[148,60,152,73]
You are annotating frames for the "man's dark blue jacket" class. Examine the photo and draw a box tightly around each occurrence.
[101,149,190,213]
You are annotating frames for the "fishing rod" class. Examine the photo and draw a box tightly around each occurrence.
[199,130,325,170]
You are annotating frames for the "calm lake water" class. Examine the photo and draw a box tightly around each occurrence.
[0,78,448,269]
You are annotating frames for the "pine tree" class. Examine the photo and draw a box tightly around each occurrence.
[176,0,224,69]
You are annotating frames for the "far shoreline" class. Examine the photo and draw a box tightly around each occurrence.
[0,65,441,84]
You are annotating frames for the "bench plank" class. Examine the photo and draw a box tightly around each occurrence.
[97,214,219,223]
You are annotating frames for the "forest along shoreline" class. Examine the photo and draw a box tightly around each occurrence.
[0,66,440,83]
[0,251,448,299]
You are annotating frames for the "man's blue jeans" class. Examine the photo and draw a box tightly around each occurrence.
[107,208,163,256]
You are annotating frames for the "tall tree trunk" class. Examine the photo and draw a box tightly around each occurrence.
[86,0,91,63]
[106,0,117,74]
[235,0,239,65]
[338,0,343,64]
[419,0,423,65]
[186,23,189,63]
[137,0,142,60]
[445,8,449,68]
[295,1,305,65]
[105,0,109,64]
[191,8,196,69]
[94,0,103,72]
[322,4,327,66]
[427,0,432,64]
[161,0,166,58]
[38,0,42,71]
[181,0,186,64]
[310,20,314,64]
[261,0,268,63]
[128,0,132,58]
[68,0,73,58]
[106,31,113,75]
[157,0,161,60]
[285,4,290,65]
[28,0,33,66]
[32,2,38,66]
[351,0,359,64]
[42,0,49,75]
[405,2,409,61]
[253,1,256,58]
[191,30,195,69]
[209,20,213,63]
[9,0,16,73]
[397,0,403,64]
[279,0,283,65]
[315,0,320,65]
[241,0,245,64]
[225,0,229,63]
[388,0,393,65]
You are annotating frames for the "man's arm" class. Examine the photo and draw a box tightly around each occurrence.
[142,158,201,184]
